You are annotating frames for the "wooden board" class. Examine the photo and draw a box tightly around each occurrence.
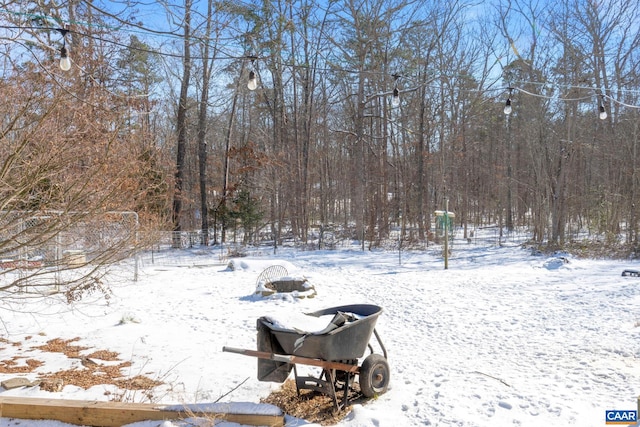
[0,397,284,427]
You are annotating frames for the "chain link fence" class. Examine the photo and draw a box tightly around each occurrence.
[0,211,140,287]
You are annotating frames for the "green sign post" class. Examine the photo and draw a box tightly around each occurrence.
[435,203,455,269]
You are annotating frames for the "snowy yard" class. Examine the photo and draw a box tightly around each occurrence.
[0,237,639,426]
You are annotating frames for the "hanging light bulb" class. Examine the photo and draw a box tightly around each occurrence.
[59,44,71,71]
[599,104,607,120]
[57,28,71,71]
[392,87,400,107]
[247,70,258,91]
[598,97,607,120]
[503,88,513,115]
[503,98,512,115]
[391,74,401,107]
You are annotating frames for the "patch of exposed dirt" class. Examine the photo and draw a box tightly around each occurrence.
[0,336,162,396]
[260,379,369,426]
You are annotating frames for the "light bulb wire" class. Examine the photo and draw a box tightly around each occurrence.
[2,19,640,112]
[58,28,69,59]
[60,42,68,58]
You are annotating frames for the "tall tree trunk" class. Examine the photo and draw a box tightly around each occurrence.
[172,0,192,248]
[197,0,214,246]
[221,67,244,245]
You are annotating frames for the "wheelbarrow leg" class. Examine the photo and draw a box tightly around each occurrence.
[325,369,354,412]
[293,364,301,396]
[292,366,345,412]
[323,369,342,411]
[341,370,351,410]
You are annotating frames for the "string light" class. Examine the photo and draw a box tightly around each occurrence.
[392,87,400,107]
[247,56,258,91]
[247,70,257,90]
[505,83,640,113]
[59,43,71,70]
[3,14,640,113]
[598,95,608,120]
[391,74,401,107]
[58,28,71,71]
[503,88,513,115]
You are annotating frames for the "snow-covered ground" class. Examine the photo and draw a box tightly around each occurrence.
[0,235,639,426]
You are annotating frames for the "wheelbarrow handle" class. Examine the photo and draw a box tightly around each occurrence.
[222,346,360,373]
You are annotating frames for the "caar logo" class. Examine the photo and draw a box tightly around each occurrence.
[606,410,637,424]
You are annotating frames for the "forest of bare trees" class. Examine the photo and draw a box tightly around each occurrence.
[2,0,640,255]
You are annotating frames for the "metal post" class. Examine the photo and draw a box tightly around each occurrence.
[444,199,449,270]
[398,211,402,266]
[133,212,139,282]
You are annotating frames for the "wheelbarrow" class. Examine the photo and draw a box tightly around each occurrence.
[223,304,389,411]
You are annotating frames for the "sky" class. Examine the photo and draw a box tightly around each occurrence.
[0,231,639,426]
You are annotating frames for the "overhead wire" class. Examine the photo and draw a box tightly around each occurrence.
[2,8,640,110]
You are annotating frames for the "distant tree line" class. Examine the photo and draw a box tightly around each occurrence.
[2,0,640,251]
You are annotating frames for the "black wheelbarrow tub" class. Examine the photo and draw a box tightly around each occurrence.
[259,304,382,361]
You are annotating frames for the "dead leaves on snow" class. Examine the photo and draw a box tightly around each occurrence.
[0,336,162,394]
[261,379,369,426]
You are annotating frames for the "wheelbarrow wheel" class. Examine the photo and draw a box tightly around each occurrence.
[359,354,389,397]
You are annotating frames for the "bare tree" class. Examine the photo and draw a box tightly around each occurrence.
[0,8,170,305]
